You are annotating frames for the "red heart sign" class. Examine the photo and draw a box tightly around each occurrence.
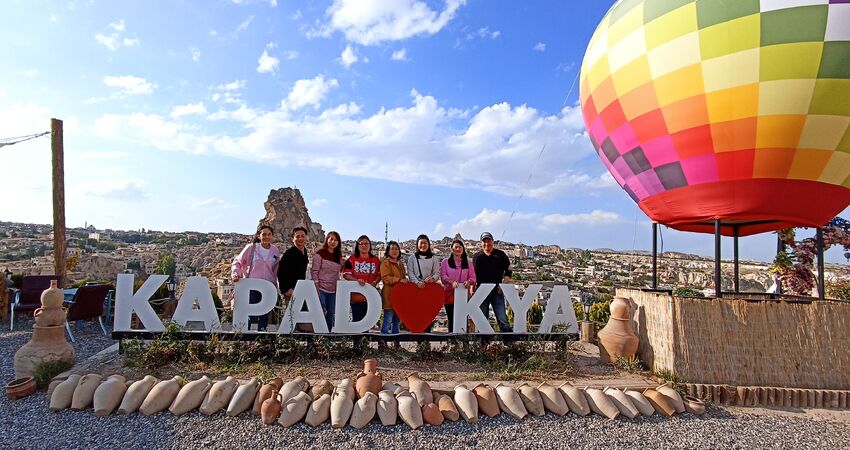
[390,282,445,333]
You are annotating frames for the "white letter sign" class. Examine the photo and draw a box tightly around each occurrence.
[231,278,279,332]
[172,276,222,331]
[114,274,166,332]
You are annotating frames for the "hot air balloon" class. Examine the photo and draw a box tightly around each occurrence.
[580,0,850,237]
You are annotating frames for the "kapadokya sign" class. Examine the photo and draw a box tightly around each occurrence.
[114,274,578,334]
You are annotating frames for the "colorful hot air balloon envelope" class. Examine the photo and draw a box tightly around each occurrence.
[580,0,850,236]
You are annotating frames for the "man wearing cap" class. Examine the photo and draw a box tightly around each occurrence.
[473,232,513,332]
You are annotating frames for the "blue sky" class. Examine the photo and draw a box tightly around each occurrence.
[1,0,848,263]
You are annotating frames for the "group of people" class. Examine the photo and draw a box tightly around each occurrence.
[231,226,514,334]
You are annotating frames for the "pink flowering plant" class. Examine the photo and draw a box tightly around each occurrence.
[771,218,850,296]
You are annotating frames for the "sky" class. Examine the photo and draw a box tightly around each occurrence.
[0,0,848,264]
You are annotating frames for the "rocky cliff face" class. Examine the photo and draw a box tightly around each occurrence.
[257,187,325,246]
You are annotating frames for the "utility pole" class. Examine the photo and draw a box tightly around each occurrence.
[51,118,66,287]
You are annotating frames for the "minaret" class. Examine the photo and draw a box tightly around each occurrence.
[384,222,388,249]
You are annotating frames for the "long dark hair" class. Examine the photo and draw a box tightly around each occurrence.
[447,239,469,269]
[253,225,273,243]
[354,235,375,258]
[414,234,433,258]
[321,231,342,262]
[384,241,401,260]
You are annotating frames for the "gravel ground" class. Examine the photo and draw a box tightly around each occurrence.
[3,317,850,450]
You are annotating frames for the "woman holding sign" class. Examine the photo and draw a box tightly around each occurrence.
[231,225,280,331]
[440,239,476,332]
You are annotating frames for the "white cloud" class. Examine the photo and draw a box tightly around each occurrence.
[49,14,58,22]
[311,198,328,207]
[257,49,280,73]
[95,19,139,50]
[191,197,235,209]
[339,45,358,67]
[283,50,299,60]
[230,0,277,6]
[216,80,246,91]
[170,102,207,118]
[109,19,126,32]
[285,75,339,110]
[234,15,253,36]
[103,75,156,95]
[320,0,465,45]
[449,208,621,242]
[541,210,621,228]
[477,27,500,39]
[433,222,445,234]
[81,179,149,201]
[533,42,546,52]
[391,48,409,61]
[190,47,201,62]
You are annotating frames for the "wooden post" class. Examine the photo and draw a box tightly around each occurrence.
[715,219,722,298]
[733,225,740,293]
[51,118,66,287]
[0,271,8,322]
[651,222,658,290]
[816,227,825,300]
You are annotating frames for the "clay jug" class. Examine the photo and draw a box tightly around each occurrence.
[407,372,432,407]
[604,387,639,419]
[624,389,655,416]
[537,382,569,416]
[395,389,423,429]
[330,378,355,428]
[227,378,260,417]
[71,373,103,411]
[305,393,331,427]
[169,376,212,415]
[93,375,127,416]
[643,388,676,416]
[279,391,311,427]
[200,376,239,415]
[656,383,685,413]
[139,376,184,415]
[516,382,544,417]
[49,374,82,412]
[436,393,459,421]
[41,280,64,308]
[558,383,590,416]
[473,384,500,418]
[585,387,619,419]
[355,359,383,399]
[376,390,398,426]
[683,395,706,415]
[34,306,66,327]
[253,377,283,416]
[309,379,333,400]
[280,376,310,403]
[494,383,528,420]
[453,385,479,423]
[382,381,402,393]
[596,297,639,363]
[118,376,158,414]
[422,402,443,426]
[261,392,283,425]
[349,391,378,429]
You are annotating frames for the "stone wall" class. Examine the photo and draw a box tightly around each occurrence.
[617,288,850,390]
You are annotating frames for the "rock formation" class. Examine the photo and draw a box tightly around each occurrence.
[257,188,324,245]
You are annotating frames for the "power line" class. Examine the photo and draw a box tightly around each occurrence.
[0,131,50,148]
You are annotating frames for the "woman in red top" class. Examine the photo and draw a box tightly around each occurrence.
[342,235,381,323]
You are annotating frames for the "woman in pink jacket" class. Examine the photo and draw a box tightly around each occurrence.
[440,239,476,332]
[312,231,343,331]
[231,225,280,331]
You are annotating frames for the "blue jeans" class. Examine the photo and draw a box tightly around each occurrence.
[319,291,336,332]
[248,290,268,331]
[480,291,512,332]
[381,309,400,334]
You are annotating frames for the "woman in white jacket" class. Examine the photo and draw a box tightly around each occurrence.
[407,234,441,287]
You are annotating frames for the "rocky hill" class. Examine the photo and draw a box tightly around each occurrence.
[257,188,325,245]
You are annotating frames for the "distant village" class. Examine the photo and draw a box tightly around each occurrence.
[5,219,849,304]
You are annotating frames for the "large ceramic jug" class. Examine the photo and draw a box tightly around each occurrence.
[376,390,398,426]
[305,393,331,427]
[596,297,639,363]
[349,391,378,429]
[683,395,706,415]
[624,389,655,416]
[436,393,459,422]
[656,383,685,413]
[227,378,260,417]
[49,374,81,412]
[604,387,639,419]
[453,384,479,423]
[472,384,500,418]
[516,382,544,417]
[139,376,184,415]
[422,402,443,426]
[253,377,283,416]
[279,391,311,427]
[93,375,127,416]
[584,387,619,419]
[558,382,590,416]
[643,388,676,416]
[407,372,433,407]
[41,280,64,308]
[71,373,103,411]
[169,376,212,415]
[118,375,158,414]
[310,379,333,400]
[330,378,355,428]
[395,389,423,429]
[261,392,283,425]
[280,376,310,403]
[494,383,528,420]
[537,382,568,416]
[200,376,239,415]
[355,359,383,399]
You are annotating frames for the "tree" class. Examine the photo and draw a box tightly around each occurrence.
[155,254,176,276]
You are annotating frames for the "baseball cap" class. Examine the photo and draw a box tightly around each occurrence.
[480,232,494,241]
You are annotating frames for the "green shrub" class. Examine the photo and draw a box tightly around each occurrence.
[32,360,74,389]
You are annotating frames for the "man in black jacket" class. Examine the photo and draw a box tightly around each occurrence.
[277,226,309,300]
[473,232,513,332]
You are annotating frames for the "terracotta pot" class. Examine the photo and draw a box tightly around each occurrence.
[494,383,528,420]
[585,387,620,419]
[355,359,383,399]
[472,384,500,418]
[377,390,398,426]
[118,376,158,414]
[139,376,184,416]
[93,375,127,416]
[422,402,444,426]
[6,376,36,400]
[407,372,432,407]
[604,387,639,419]
[624,389,655,416]
[597,297,639,363]
[227,378,260,417]
[436,393,459,422]
[683,395,706,415]
[253,377,283,416]
[34,306,66,327]
[14,324,75,379]
[350,391,378,429]
[537,382,569,416]
[71,373,103,411]
[169,376,212,415]
[305,393,331,427]
[558,383,590,416]
[643,388,676,416]
[200,376,239,415]
[453,385,479,423]
[279,391,311,427]
[516,382,545,417]
[280,376,310,403]
[309,379,333,400]
[41,280,64,308]
[49,374,82,412]
[657,383,685,413]
[395,389,423,429]
[330,378,355,428]
[261,393,283,425]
